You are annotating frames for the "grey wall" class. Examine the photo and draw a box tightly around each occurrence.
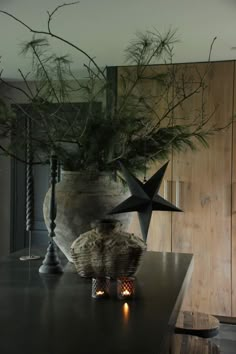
[1,0,236,80]
[0,79,97,254]
[0,152,11,255]
[0,82,30,255]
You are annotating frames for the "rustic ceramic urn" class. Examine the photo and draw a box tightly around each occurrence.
[43,171,131,262]
[70,219,146,278]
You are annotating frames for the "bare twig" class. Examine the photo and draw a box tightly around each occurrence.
[47,2,80,33]
[31,44,60,103]
[0,70,33,100]
[0,8,106,80]
[18,69,34,98]
[208,37,217,62]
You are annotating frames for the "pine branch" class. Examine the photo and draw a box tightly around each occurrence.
[0,6,106,80]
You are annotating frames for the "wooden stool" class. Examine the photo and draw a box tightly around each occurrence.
[175,311,220,338]
[171,334,220,354]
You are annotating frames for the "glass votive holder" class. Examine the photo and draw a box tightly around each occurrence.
[117,277,135,300]
[91,277,110,299]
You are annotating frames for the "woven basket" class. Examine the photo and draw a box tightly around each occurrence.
[70,219,146,278]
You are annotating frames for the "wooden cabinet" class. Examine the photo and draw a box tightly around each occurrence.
[232,65,236,317]
[172,62,233,316]
[117,65,173,252]
[118,61,236,316]
[128,160,172,252]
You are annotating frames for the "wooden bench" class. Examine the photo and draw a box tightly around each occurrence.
[171,334,220,354]
[175,311,220,338]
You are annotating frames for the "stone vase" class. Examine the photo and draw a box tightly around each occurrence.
[43,171,131,262]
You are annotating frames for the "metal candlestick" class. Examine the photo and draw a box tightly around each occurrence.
[39,154,63,274]
[20,117,40,261]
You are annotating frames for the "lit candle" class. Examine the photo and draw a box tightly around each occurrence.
[96,290,105,296]
[117,277,135,299]
[122,290,131,296]
[92,277,110,299]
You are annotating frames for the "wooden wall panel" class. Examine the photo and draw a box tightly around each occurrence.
[232,64,236,316]
[118,61,234,316]
[128,161,172,251]
[172,62,233,316]
[118,66,172,252]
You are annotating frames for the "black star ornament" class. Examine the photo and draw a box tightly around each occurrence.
[109,161,182,242]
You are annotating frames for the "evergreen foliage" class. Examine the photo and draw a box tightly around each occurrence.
[0,3,232,174]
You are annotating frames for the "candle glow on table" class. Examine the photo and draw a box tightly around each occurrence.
[123,302,130,323]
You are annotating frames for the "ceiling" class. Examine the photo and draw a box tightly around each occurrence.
[1,0,236,79]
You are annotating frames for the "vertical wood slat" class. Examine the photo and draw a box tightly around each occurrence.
[117,66,172,251]
[128,161,172,251]
[172,62,233,315]
[231,62,236,316]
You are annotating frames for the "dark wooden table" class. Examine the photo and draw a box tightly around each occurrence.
[0,250,193,354]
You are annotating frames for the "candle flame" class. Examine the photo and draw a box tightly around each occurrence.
[96,290,105,296]
[122,289,131,296]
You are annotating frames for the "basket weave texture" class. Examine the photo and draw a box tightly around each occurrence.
[71,219,146,278]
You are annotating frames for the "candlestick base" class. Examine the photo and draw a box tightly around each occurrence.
[39,240,63,274]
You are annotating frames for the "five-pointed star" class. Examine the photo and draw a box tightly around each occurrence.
[109,161,182,242]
